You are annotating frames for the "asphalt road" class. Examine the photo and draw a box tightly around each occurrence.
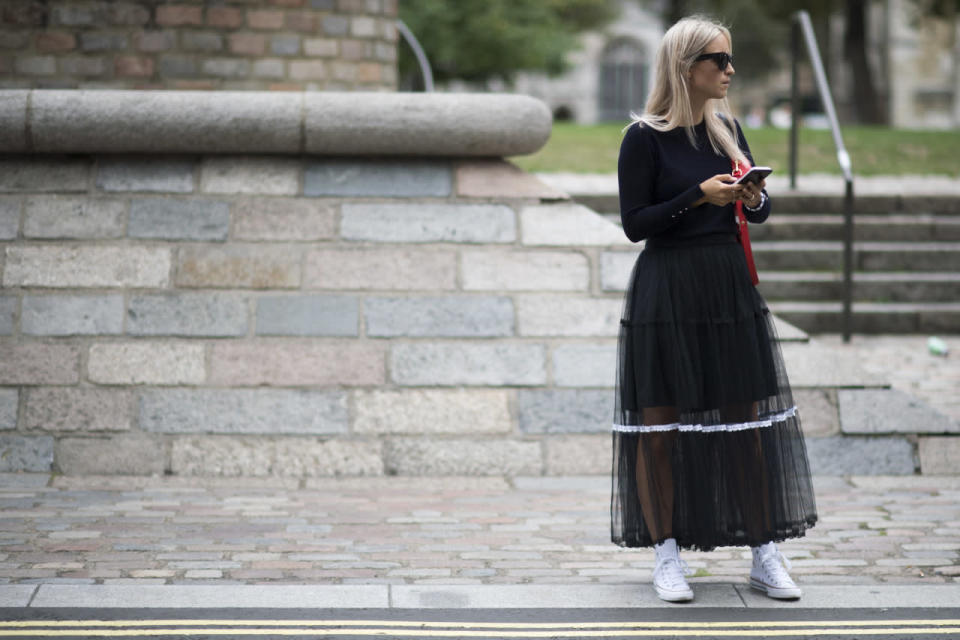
[2,607,959,639]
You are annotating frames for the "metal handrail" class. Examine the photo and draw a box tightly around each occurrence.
[789,10,855,342]
[397,20,434,92]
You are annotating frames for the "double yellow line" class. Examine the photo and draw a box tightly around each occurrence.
[1,619,960,637]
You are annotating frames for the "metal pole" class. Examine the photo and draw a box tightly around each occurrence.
[790,18,800,190]
[843,180,854,342]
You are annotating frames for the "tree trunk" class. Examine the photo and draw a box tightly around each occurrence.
[845,0,887,123]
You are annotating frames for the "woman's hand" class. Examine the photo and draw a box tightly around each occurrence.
[692,174,741,207]
[739,179,766,208]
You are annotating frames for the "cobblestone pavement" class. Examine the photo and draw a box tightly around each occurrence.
[814,334,960,421]
[2,473,958,587]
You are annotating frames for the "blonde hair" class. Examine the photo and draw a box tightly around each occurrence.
[633,15,745,163]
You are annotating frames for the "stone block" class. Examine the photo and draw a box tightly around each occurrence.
[256,295,358,336]
[518,389,611,434]
[0,297,16,335]
[79,32,128,51]
[391,343,547,386]
[461,250,589,292]
[202,58,250,78]
[274,439,383,476]
[128,293,248,337]
[127,198,230,241]
[88,342,205,385]
[321,15,350,36]
[780,343,888,389]
[140,389,348,435]
[600,251,640,291]
[271,35,301,55]
[25,387,133,432]
[0,435,54,472]
[352,389,511,435]
[0,198,21,239]
[545,435,610,474]
[304,248,456,291]
[21,294,124,336]
[210,341,384,386]
[56,434,164,475]
[805,436,916,475]
[793,389,840,437]
[552,343,616,388]
[171,436,272,476]
[232,199,336,241]
[0,389,17,430]
[201,157,299,195]
[0,157,89,193]
[0,93,28,153]
[0,343,80,384]
[365,296,514,338]
[289,60,327,81]
[14,55,56,75]
[341,203,515,244]
[521,203,633,246]
[176,246,300,289]
[60,56,107,76]
[96,157,195,193]
[182,32,224,52]
[384,438,542,476]
[455,160,567,200]
[839,388,959,435]
[517,295,621,337]
[304,160,451,197]
[3,247,171,288]
[251,59,285,79]
[23,196,125,239]
[918,437,960,475]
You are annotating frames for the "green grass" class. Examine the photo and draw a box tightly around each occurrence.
[510,122,960,176]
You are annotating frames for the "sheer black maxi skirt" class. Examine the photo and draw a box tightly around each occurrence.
[611,233,818,551]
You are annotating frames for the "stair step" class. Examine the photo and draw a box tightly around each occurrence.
[752,241,960,271]
[758,272,960,302]
[769,301,960,333]
[750,214,960,242]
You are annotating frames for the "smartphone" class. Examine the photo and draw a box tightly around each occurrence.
[733,166,772,186]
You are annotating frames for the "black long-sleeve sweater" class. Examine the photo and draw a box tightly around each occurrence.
[617,118,771,243]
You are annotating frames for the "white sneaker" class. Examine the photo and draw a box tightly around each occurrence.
[750,542,802,600]
[653,539,693,602]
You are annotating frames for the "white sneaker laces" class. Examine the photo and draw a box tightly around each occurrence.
[655,556,692,590]
[757,548,795,586]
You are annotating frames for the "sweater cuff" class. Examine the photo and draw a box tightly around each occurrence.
[670,184,705,221]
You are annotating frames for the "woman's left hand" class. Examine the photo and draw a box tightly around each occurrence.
[739,179,765,208]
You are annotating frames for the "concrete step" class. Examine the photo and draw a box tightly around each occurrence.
[749,214,960,242]
[752,241,960,271]
[769,301,960,333]
[758,271,960,302]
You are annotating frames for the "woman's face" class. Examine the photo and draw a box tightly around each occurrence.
[688,34,735,102]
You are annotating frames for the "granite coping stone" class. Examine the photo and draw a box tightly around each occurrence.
[1,90,551,157]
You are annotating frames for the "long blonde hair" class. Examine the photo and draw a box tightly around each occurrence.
[633,15,745,163]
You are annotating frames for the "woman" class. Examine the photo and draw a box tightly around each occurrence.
[610,15,818,603]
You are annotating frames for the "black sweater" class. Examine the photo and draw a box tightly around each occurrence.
[617,118,771,243]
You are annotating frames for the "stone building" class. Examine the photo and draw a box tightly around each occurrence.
[0,0,398,91]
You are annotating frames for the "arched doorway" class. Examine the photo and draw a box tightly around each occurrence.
[599,38,648,122]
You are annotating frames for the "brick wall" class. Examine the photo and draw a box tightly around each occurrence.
[0,154,640,477]
[0,0,397,91]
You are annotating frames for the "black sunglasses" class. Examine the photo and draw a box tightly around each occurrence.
[694,51,733,70]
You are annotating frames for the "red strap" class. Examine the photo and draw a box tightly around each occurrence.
[732,159,760,286]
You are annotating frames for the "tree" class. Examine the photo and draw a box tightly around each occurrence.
[398,0,618,87]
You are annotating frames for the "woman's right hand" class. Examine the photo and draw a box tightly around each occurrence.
[692,174,741,207]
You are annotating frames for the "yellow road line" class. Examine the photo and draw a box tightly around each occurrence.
[2,619,960,629]
[1,626,960,637]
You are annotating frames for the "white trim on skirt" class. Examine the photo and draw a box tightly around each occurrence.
[612,406,798,434]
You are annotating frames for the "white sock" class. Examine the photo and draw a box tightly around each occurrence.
[655,538,679,561]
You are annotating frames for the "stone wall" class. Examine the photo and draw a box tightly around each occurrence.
[0,89,656,477]
[0,0,397,91]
